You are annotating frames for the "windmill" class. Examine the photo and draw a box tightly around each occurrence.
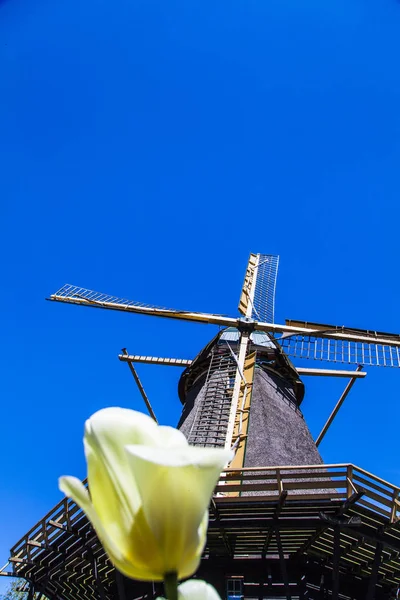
[48,253,398,465]
[6,253,400,600]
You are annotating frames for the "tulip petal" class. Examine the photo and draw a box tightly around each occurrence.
[59,476,163,582]
[84,441,134,550]
[175,511,209,580]
[156,580,222,600]
[58,476,124,563]
[84,408,160,519]
[178,580,223,600]
[126,444,233,469]
[158,426,189,448]
[125,444,232,578]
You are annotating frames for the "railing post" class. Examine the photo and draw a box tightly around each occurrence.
[277,469,283,495]
[390,489,399,523]
[346,465,353,499]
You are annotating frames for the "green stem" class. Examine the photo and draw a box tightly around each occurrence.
[164,572,178,600]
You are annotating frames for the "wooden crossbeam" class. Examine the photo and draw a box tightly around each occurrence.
[339,536,365,560]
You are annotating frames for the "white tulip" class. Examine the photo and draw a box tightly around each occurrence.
[157,579,223,600]
[59,407,232,582]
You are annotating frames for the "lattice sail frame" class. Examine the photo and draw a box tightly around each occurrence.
[238,253,279,323]
[279,320,400,368]
[52,284,170,311]
[252,254,279,323]
[280,335,400,367]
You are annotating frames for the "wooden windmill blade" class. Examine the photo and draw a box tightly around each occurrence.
[48,284,237,328]
[276,319,400,368]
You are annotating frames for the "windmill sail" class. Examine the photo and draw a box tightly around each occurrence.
[49,284,235,327]
[252,254,279,323]
[280,319,400,367]
[238,253,279,323]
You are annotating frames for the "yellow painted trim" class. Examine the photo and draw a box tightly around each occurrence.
[238,253,258,316]
[226,352,256,496]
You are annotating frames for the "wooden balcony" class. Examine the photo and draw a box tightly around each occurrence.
[3,463,400,600]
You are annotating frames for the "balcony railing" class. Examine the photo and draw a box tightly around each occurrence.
[8,462,400,586]
[216,463,400,523]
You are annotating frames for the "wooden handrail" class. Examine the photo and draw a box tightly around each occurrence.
[353,464,400,491]
[224,463,350,472]
[217,462,400,523]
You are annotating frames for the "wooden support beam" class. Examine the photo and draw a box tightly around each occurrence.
[316,366,363,447]
[210,499,233,557]
[48,519,69,532]
[332,526,340,600]
[275,527,291,600]
[9,558,34,565]
[27,583,35,600]
[115,569,127,600]
[339,490,365,514]
[27,541,43,549]
[262,529,274,558]
[276,490,288,517]
[262,492,288,558]
[92,555,107,600]
[339,536,365,560]
[318,571,325,600]
[298,573,308,600]
[294,491,364,558]
[365,543,383,600]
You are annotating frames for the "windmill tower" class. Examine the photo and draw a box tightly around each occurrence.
[5,253,400,600]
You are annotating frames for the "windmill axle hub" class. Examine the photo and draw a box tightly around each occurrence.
[237,316,257,332]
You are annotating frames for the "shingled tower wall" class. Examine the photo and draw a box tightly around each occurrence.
[177,328,323,467]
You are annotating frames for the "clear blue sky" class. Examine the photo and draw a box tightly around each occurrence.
[1,0,400,579]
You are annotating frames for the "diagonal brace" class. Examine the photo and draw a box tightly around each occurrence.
[316,366,363,446]
[121,349,158,423]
